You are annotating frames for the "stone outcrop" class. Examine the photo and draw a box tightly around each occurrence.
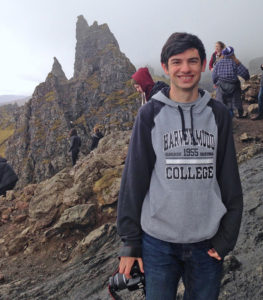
[6,15,139,188]
[241,74,261,116]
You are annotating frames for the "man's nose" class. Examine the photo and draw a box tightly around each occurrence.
[181,62,191,73]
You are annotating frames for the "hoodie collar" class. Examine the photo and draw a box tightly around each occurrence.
[152,87,211,114]
[152,88,211,143]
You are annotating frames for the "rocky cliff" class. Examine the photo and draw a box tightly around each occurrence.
[6,15,139,188]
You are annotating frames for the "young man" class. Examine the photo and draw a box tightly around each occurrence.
[131,67,168,105]
[117,32,243,299]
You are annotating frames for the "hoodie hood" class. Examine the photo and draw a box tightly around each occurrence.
[152,89,211,114]
[152,89,212,143]
[132,68,155,101]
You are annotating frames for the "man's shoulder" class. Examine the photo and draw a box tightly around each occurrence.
[208,98,231,123]
[138,98,165,125]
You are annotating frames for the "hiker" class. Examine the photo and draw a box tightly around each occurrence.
[212,46,250,118]
[0,156,18,197]
[90,127,103,151]
[131,67,168,105]
[69,128,81,166]
[251,64,263,120]
[209,41,225,71]
[117,32,243,300]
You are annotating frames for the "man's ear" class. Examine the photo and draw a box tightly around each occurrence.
[161,63,169,75]
[201,59,207,72]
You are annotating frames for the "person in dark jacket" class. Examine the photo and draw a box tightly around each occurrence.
[69,128,81,166]
[209,41,225,71]
[90,127,104,151]
[0,157,18,197]
[212,46,250,118]
[131,67,169,105]
[251,64,263,120]
[117,32,243,300]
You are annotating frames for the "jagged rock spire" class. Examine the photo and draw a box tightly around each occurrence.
[74,15,120,79]
[51,57,67,81]
[76,15,89,41]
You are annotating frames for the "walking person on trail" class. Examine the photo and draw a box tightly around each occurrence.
[117,32,243,300]
[90,127,104,151]
[212,46,250,118]
[131,67,169,106]
[69,128,81,166]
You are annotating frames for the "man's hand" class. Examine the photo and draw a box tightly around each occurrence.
[207,248,222,260]
[119,256,144,279]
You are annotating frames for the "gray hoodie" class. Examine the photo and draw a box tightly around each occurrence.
[117,88,243,258]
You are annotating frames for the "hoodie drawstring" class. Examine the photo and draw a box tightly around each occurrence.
[190,105,197,145]
[178,106,187,140]
[178,105,197,145]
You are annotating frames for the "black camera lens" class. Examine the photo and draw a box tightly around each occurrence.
[109,273,128,291]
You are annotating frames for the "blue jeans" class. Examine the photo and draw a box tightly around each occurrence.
[142,232,223,300]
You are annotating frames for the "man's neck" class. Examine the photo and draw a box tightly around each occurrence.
[169,86,199,103]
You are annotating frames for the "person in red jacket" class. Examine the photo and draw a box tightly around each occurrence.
[131,67,168,105]
[209,41,225,71]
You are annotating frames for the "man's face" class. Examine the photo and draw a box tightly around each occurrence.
[134,84,143,93]
[161,48,206,92]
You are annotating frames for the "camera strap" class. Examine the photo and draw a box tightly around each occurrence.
[108,285,123,300]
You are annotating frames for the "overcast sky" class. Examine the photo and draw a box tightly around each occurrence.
[0,0,262,96]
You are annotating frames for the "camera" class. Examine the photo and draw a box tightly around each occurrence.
[108,261,145,297]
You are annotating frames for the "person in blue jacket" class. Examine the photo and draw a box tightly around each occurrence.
[117,32,243,300]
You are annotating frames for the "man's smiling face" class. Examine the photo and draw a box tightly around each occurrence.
[162,48,206,93]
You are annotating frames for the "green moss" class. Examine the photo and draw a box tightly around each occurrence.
[86,73,100,89]
[75,115,86,126]
[51,119,62,131]
[45,91,56,102]
[56,134,67,142]
[0,125,15,157]
[93,168,122,204]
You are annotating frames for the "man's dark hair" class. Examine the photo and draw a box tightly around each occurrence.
[161,32,206,67]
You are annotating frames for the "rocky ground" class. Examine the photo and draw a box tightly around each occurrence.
[0,116,263,299]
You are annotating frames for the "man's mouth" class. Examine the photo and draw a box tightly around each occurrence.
[178,75,194,82]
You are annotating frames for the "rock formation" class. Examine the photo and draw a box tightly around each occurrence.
[241,74,261,117]
[6,15,139,188]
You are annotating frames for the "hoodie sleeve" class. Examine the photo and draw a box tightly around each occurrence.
[117,102,156,257]
[210,101,243,258]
